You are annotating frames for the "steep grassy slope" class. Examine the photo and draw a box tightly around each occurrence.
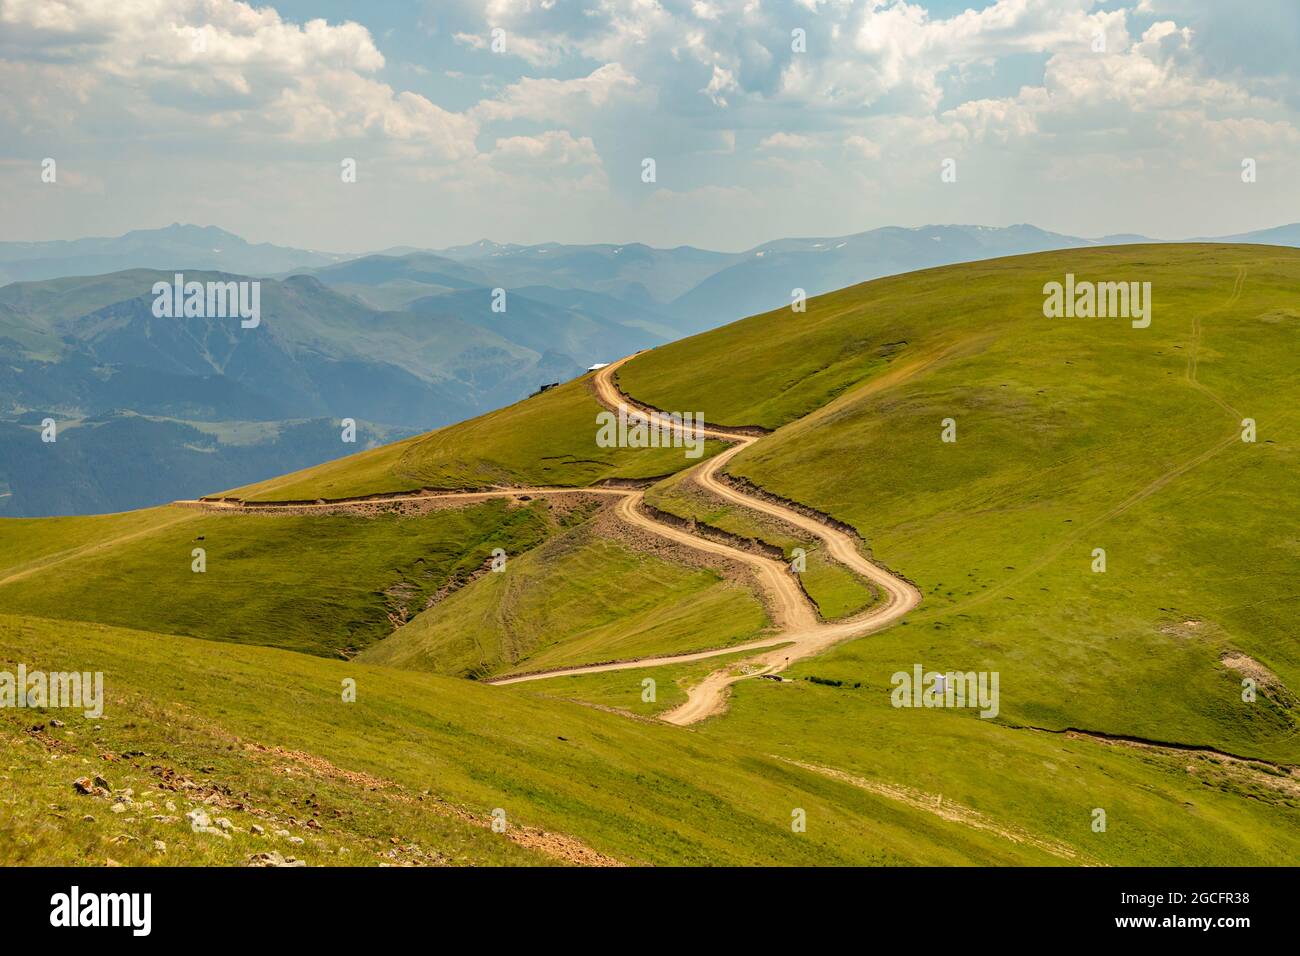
[0,614,1064,866]
[618,245,1300,763]
[0,501,568,657]
[358,523,769,678]
[696,665,1300,866]
[0,507,189,581]
[226,376,722,502]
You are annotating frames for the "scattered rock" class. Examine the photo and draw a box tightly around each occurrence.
[288,836,305,846]
[73,777,95,795]
[186,808,212,830]
[49,719,65,728]
[248,851,307,868]
[186,807,232,839]
[250,824,265,836]
[152,841,166,854]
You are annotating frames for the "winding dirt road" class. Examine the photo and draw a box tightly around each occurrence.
[584,358,920,724]
[177,355,920,725]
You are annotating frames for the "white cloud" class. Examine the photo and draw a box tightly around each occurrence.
[453,28,562,66]
[701,65,738,106]
[488,129,602,168]
[0,0,474,156]
[472,62,643,122]
[843,134,882,159]
[760,132,816,150]
[3,1,1299,250]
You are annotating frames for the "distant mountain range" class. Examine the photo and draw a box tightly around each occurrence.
[3,220,1298,515]
[0,269,579,515]
[0,224,349,285]
[295,221,1300,337]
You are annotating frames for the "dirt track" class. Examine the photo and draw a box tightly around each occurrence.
[176,355,921,725]
[586,358,920,723]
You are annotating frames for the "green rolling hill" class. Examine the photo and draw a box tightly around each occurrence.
[2,244,1296,866]
[223,374,728,502]
[622,244,1299,762]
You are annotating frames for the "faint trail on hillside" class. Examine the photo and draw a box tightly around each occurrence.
[0,511,199,587]
[778,757,1091,863]
[942,265,1255,619]
[1185,265,1246,420]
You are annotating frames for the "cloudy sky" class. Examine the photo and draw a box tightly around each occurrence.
[2,0,1298,252]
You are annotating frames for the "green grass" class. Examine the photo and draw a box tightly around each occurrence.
[0,507,190,583]
[3,243,1297,866]
[0,614,1071,866]
[616,266,945,428]
[0,501,562,658]
[800,552,877,619]
[359,524,770,678]
[0,691,549,867]
[620,245,1300,765]
[227,376,723,502]
[698,665,1300,866]
[5,612,1292,865]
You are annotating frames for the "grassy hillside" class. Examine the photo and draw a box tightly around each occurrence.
[0,507,189,582]
[0,614,1067,866]
[699,663,1300,866]
[3,243,1296,867]
[227,376,723,502]
[618,245,1300,763]
[0,501,568,657]
[358,523,769,678]
[7,612,1294,866]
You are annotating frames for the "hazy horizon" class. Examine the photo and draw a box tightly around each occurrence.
[7,216,1300,260]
